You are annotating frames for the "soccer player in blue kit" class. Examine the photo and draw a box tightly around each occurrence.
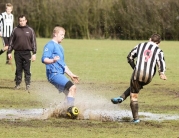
[41,26,79,108]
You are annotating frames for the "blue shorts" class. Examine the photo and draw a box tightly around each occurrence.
[49,73,69,92]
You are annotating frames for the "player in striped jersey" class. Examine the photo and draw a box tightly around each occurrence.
[0,21,8,55]
[0,3,14,63]
[111,34,167,123]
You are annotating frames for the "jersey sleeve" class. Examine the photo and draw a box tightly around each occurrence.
[41,43,54,63]
[31,28,37,54]
[156,50,166,74]
[127,45,138,69]
[0,14,2,32]
[0,14,2,23]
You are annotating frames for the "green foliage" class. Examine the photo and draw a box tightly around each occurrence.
[1,0,179,39]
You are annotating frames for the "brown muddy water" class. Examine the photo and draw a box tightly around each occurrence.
[0,107,179,122]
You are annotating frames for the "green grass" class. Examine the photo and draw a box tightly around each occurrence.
[0,38,179,138]
[0,119,179,138]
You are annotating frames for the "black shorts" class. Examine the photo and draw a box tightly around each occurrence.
[2,37,10,46]
[64,81,74,91]
[63,81,74,96]
[130,79,149,93]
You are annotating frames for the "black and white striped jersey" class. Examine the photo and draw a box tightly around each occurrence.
[0,12,14,37]
[127,41,166,83]
[0,22,2,32]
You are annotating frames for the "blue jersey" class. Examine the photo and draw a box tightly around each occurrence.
[41,40,66,80]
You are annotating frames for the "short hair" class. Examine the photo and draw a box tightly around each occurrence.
[6,3,13,9]
[18,15,27,20]
[53,26,65,36]
[150,34,161,44]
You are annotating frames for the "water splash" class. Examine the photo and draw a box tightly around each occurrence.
[0,108,179,122]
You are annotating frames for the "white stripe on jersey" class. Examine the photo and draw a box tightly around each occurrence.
[128,41,166,83]
[0,12,14,37]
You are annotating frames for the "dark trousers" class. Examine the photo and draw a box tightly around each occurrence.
[14,51,31,86]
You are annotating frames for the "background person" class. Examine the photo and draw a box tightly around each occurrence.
[0,3,14,64]
[0,22,8,55]
[41,26,79,108]
[111,34,167,123]
[7,15,37,91]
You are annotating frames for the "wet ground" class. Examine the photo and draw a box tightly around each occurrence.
[0,108,179,122]
[0,81,179,122]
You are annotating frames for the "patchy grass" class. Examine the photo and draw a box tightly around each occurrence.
[0,119,179,138]
[0,39,179,138]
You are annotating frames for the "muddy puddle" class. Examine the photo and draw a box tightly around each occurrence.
[0,108,179,122]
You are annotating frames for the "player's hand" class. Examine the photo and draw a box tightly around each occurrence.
[31,54,36,62]
[53,56,60,63]
[3,46,8,51]
[71,75,79,84]
[160,74,167,80]
[8,53,12,59]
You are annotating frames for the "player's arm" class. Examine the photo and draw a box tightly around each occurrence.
[127,58,135,69]
[0,49,4,55]
[65,66,79,83]
[30,29,37,62]
[0,46,8,55]
[43,56,60,64]
[7,27,17,58]
[157,50,167,80]
[159,72,167,80]
[127,47,137,69]
[41,44,59,64]
[0,15,3,37]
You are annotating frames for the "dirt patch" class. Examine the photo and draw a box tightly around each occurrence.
[0,80,179,122]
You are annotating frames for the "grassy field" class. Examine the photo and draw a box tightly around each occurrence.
[0,38,179,138]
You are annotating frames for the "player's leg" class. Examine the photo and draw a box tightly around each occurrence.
[111,72,135,104]
[14,51,23,89]
[2,37,11,64]
[49,74,76,107]
[130,79,144,123]
[130,93,139,123]
[0,37,8,55]
[6,37,11,64]
[22,51,31,90]
[64,81,76,107]
[111,87,130,104]
[0,48,5,55]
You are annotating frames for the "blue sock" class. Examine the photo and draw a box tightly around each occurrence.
[67,97,75,107]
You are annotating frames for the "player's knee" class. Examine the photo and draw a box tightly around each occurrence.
[130,93,138,101]
[69,84,76,92]
[64,81,77,97]
[67,85,76,97]
[64,81,74,91]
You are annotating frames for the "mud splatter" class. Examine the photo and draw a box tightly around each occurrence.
[0,107,179,122]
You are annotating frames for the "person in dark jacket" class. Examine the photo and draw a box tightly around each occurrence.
[7,15,37,91]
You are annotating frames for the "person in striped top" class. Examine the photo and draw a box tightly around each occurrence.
[111,34,167,123]
[0,3,14,64]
